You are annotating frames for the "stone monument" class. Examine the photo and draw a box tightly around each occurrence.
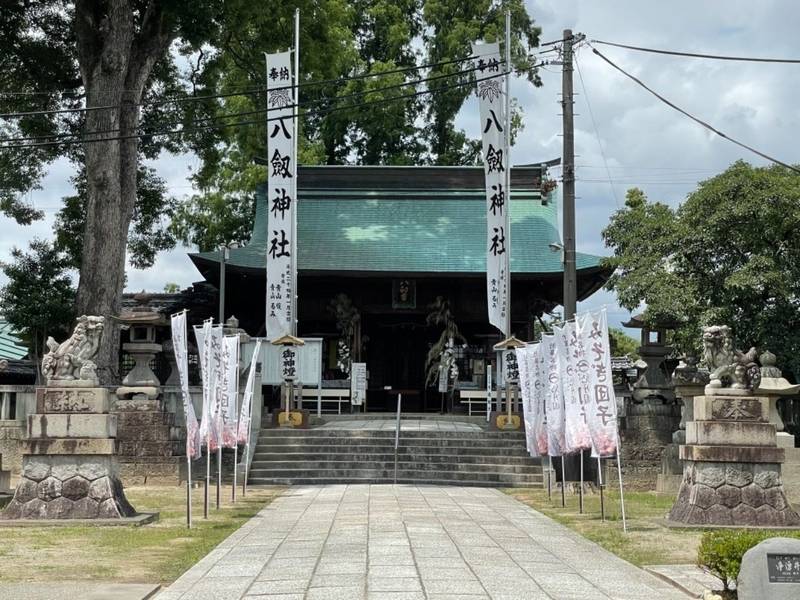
[668,325,800,527]
[1,316,136,519]
[737,537,800,600]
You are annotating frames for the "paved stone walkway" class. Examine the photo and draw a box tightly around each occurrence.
[157,485,688,600]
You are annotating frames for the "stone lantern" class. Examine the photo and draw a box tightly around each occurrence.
[117,292,168,399]
[622,314,676,404]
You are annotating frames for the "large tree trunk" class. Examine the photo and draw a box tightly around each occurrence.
[73,1,172,383]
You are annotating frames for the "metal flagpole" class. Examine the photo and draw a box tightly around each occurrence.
[579,452,584,514]
[503,9,512,339]
[186,455,192,528]
[291,8,300,338]
[547,456,553,502]
[216,444,222,509]
[204,429,210,518]
[232,445,237,503]
[560,457,566,508]
[615,444,628,533]
[598,456,605,521]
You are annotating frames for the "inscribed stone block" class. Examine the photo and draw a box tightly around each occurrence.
[738,537,800,600]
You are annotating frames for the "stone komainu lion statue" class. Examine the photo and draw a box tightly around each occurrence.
[702,325,760,391]
[41,315,105,384]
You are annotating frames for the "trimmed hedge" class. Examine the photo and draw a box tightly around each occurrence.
[698,529,800,591]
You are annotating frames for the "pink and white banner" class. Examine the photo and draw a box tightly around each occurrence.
[530,341,549,456]
[543,333,566,457]
[219,335,240,448]
[515,344,534,455]
[171,312,201,460]
[237,339,262,445]
[559,322,593,454]
[195,320,222,450]
[577,309,620,456]
[516,343,548,458]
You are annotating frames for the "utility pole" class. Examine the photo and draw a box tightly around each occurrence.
[561,29,577,322]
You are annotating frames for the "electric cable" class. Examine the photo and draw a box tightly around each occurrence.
[0,54,484,120]
[574,52,620,208]
[591,39,800,64]
[0,60,509,144]
[0,69,510,150]
[588,43,800,175]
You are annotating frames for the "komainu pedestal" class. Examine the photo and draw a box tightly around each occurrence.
[2,386,135,519]
[668,394,800,527]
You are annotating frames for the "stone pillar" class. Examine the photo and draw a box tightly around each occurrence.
[657,383,706,493]
[668,393,800,527]
[1,385,135,519]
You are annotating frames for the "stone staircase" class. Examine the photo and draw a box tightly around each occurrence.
[248,428,543,487]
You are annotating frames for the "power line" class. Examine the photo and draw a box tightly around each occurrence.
[0,70,510,150]
[0,61,507,145]
[574,52,620,209]
[0,54,483,121]
[588,43,800,175]
[590,39,800,64]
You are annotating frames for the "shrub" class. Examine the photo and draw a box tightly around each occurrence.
[698,529,800,591]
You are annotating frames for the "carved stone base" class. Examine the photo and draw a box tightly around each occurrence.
[1,455,135,520]
[668,461,800,527]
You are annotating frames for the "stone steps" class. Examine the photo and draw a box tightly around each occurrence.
[248,427,542,487]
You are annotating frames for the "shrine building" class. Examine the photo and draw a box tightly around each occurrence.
[187,163,610,412]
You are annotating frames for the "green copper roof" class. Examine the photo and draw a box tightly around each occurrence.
[191,169,604,276]
[0,319,28,360]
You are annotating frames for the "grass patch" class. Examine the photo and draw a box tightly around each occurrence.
[0,484,283,584]
[504,487,702,566]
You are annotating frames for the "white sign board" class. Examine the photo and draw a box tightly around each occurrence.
[280,345,299,381]
[242,337,322,386]
[350,362,367,406]
[438,364,448,393]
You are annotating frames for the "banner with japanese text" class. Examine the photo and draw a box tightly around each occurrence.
[543,333,565,456]
[472,42,508,335]
[559,321,593,454]
[530,341,549,456]
[195,320,222,450]
[219,335,240,448]
[170,312,201,459]
[266,51,295,340]
[577,309,620,456]
[237,339,262,445]
[515,344,534,455]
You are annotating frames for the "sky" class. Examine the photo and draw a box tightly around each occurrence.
[1,0,798,334]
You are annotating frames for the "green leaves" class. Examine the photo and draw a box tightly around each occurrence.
[603,163,800,377]
[0,239,75,358]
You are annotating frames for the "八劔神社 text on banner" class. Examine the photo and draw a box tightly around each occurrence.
[472,42,508,336]
[266,51,296,340]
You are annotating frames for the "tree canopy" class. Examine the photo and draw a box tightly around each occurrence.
[0,0,542,375]
[0,239,75,372]
[602,161,800,379]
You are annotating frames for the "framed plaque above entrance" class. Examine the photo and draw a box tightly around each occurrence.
[392,279,416,309]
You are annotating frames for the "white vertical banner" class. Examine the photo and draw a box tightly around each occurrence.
[472,42,508,336]
[219,335,240,448]
[515,344,535,455]
[559,321,593,454]
[195,320,222,451]
[543,332,565,456]
[266,51,295,340]
[530,342,549,456]
[578,309,620,456]
[237,339,262,446]
[171,312,201,460]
